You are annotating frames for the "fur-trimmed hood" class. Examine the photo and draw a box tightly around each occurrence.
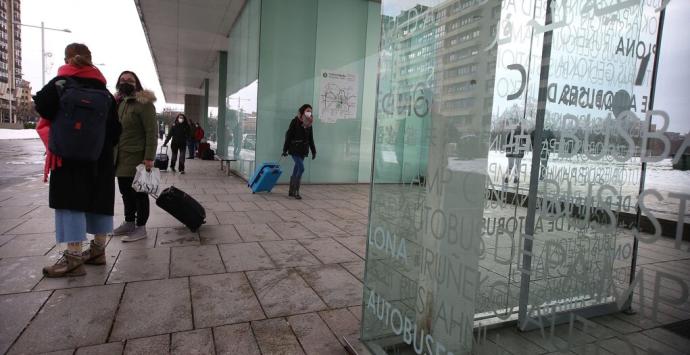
[135,89,156,104]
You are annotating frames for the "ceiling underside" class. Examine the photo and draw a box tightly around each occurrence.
[135,0,246,104]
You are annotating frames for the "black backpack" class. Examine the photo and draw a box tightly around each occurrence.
[49,77,111,161]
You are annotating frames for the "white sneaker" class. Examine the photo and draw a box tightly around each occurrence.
[122,226,147,242]
[112,221,135,236]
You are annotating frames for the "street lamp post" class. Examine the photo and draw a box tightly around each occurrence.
[18,22,71,86]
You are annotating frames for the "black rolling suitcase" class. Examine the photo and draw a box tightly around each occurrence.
[155,186,206,231]
[154,146,169,170]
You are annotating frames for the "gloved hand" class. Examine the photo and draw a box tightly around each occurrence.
[281,151,288,157]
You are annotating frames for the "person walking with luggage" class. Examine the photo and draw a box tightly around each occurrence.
[188,121,204,158]
[282,104,316,199]
[163,113,191,173]
[113,70,157,242]
[34,43,121,277]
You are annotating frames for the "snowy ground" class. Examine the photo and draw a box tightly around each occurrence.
[0,129,38,140]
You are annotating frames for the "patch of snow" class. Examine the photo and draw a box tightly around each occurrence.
[0,129,38,140]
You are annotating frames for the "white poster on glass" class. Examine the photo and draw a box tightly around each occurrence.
[318,70,358,123]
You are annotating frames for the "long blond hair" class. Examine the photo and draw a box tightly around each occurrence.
[64,43,93,67]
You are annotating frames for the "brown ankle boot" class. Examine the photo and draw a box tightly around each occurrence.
[83,240,106,265]
[43,251,86,278]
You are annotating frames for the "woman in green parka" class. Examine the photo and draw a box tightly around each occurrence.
[112,70,157,242]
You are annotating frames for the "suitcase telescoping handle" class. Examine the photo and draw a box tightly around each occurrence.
[160,146,168,155]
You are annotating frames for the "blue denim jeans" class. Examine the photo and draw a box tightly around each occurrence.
[55,209,113,244]
[291,154,305,178]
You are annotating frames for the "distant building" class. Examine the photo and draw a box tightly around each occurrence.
[0,0,21,123]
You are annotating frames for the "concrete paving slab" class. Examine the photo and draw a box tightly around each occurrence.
[9,284,123,354]
[170,245,225,277]
[110,278,193,341]
[171,329,214,355]
[268,222,315,240]
[274,210,311,222]
[319,308,361,347]
[0,219,25,235]
[75,342,124,355]
[297,265,363,308]
[218,242,275,272]
[230,201,261,212]
[302,221,347,237]
[258,201,287,211]
[0,255,55,294]
[190,273,265,328]
[235,223,281,242]
[260,240,321,268]
[246,268,326,318]
[247,210,282,224]
[107,247,170,284]
[288,313,348,355]
[333,236,367,258]
[299,238,361,264]
[213,323,261,355]
[0,206,37,219]
[341,260,365,281]
[123,334,169,355]
[156,227,200,247]
[299,209,341,222]
[199,224,242,244]
[252,318,305,355]
[326,208,364,220]
[0,233,54,258]
[199,201,234,212]
[7,218,54,234]
[0,291,50,354]
[214,211,250,225]
[0,233,15,247]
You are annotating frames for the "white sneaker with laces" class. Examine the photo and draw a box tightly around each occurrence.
[122,226,147,242]
[112,221,135,236]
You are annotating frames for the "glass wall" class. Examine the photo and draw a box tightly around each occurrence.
[226,0,260,178]
[256,0,381,184]
[361,0,673,354]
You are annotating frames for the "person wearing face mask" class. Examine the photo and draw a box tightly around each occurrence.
[282,104,316,199]
[112,70,157,242]
[163,114,192,173]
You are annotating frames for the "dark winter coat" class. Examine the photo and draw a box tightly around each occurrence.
[283,117,316,157]
[34,69,121,216]
[115,90,157,177]
[164,121,191,148]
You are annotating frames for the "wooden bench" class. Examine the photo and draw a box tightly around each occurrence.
[217,155,237,176]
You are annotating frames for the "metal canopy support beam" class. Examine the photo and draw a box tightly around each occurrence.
[518,0,554,329]
[217,51,228,157]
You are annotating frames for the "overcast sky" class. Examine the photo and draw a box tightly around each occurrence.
[21,0,172,112]
[21,0,689,132]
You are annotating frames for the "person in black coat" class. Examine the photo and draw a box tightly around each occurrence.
[163,113,191,174]
[33,43,121,278]
[282,104,316,199]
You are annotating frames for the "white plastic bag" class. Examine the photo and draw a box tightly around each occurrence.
[132,164,161,195]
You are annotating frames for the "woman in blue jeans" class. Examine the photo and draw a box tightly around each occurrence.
[34,43,121,277]
[282,104,317,199]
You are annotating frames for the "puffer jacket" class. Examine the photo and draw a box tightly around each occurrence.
[115,90,157,177]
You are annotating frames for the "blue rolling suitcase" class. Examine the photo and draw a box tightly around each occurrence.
[248,162,282,193]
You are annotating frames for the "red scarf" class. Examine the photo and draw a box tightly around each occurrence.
[37,64,107,182]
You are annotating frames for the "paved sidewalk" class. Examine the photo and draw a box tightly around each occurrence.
[0,139,688,355]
